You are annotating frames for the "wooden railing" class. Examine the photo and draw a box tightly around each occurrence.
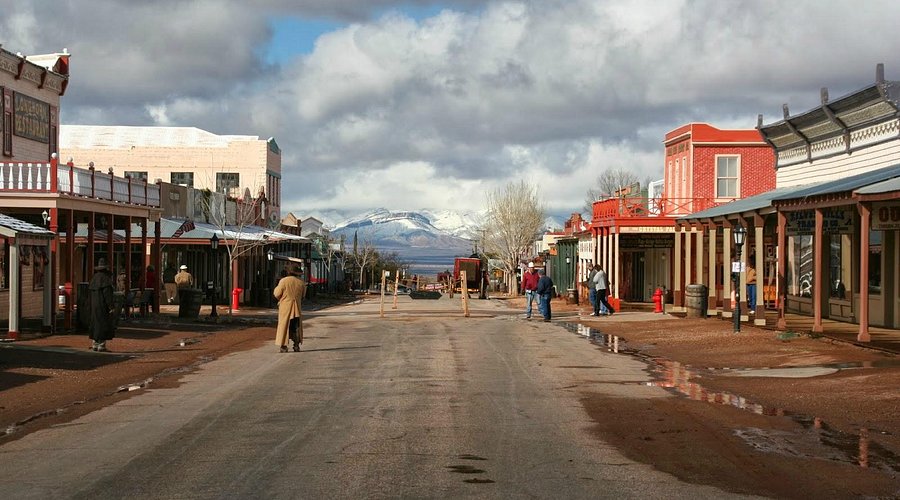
[592,196,721,220]
[0,156,160,208]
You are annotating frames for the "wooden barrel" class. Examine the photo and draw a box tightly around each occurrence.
[684,284,708,318]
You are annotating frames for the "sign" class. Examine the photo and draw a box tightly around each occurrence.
[732,262,745,273]
[618,226,674,233]
[13,92,50,143]
[872,202,900,231]
[785,206,853,235]
[620,234,673,249]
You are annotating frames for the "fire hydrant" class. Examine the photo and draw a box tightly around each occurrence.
[232,288,243,311]
[652,287,664,313]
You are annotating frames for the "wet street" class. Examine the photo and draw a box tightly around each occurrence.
[0,296,893,498]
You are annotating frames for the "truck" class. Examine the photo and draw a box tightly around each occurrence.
[453,257,487,299]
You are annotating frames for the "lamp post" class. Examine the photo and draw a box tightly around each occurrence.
[733,224,746,333]
[41,210,50,227]
[210,234,219,318]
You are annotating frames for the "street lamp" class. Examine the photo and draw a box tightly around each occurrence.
[732,224,746,333]
[267,248,274,262]
[210,234,219,318]
[41,210,50,227]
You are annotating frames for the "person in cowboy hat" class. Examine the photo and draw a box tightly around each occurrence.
[273,264,307,353]
[88,258,116,351]
[174,264,194,305]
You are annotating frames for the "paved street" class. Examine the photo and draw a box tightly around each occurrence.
[0,296,750,499]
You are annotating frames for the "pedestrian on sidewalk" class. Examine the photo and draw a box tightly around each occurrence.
[175,264,193,305]
[274,264,307,353]
[521,262,539,319]
[746,258,757,315]
[89,258,116,351]
[592,264,615,316]
[535,268,554,322]
[163,263,177,304]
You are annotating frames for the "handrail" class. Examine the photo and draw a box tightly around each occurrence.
[592,196,721,220]
[0,158,160,208]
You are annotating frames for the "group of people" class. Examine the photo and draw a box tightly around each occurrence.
[521,262,617,323]
[88,259,309,354]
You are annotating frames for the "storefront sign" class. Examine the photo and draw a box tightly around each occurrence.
[13,92,50,143]
[620,234,673,249]
[618,226,674,233]
[786,206,853,235]
[872,202,900,231]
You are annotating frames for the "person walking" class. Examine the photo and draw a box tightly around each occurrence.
[88,258,116,352]
[162,263,177,304]
[746,259,757,315]
[521,262,540,319]
[174,264,193,305]
[274,264,307,353]
[535,268,554,322]
[141,265,158,316]
[592,264,615,316]
[585,265,598,314]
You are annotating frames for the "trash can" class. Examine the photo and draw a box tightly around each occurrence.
[685,284,708,318]
[178,288,203,318]
[566,288,577,305]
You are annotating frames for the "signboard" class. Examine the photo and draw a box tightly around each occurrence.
[732,261,745,273]
[872,202,900,231]
[785,206,853,235]
[618,226,674,233]
[620,234,673,249]
[13,92,50,143]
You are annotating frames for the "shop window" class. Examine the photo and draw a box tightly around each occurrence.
[171,171,194,187]
[2,110,12,157]
[716,156,739,197]
[829,234,851,299]
[869,230,882,295]
[32,246,47,291]
[125,171,148,181]
[216,172,240,197]
[788,234,814,297]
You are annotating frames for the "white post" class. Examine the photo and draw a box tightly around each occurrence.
[708,225,717,316]
[722,227,732,318]
[8,243,20,338]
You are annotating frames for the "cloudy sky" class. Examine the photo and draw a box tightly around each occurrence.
[3,0,899,219]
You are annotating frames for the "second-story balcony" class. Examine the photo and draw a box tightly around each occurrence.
[0,155,161,208]
[592,196,721,221]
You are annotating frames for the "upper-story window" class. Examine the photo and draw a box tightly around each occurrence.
[216,172,240,197]
[171,172,194,187]
[716,155,739,197]
[125,171,148,181]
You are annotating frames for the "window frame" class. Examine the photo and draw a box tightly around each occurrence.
[715,154,740,199]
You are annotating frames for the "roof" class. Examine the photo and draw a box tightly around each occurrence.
[664,123,765,145]
[855,176,900,195]
[60,125,262,149]
[677,184,819,222]
[68,218,309,243]
[0,214,55,238]
[771,164,900,201]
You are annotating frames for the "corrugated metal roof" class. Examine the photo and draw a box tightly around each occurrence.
[0,214,55,237]
[854,176,900,195]
[771,164,900,201]
[60,125,259,149]
[678,183,823,222]
[68,218,309,243]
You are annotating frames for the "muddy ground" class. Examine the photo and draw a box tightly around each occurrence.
[2,295,899,498]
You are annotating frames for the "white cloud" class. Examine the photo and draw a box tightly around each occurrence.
[10,0,900,217]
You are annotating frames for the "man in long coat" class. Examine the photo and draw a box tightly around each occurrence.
[89,258,116,351]
[273,264,307,352]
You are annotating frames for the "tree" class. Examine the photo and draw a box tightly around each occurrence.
[482,180,545,296]
[350,236,378,290]
[583,167,641,214]
[310,233,343,292]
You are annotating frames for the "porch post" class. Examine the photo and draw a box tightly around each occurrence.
[65,209,74,330]
[695,223,704,294]
[707,223,717,316]
[684,226,693,286]
[154,217,162,314]
[776,211,787,329]
[8,242,20,339]
[43,239,53,331]
[754,216,765,326]
[125,217,132,292]
[87,212,95,277]
[857,203,871,342]
[722,224,732,318]
[812,208,824,333]
[673,225,683,309]
[613,230,620,299]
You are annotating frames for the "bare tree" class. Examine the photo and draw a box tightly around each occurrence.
[350,237,378,290]
[310,233,345,292]
[583,167,641,213]
[482,180,545,296]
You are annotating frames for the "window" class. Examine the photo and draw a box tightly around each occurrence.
[0,238,7,289]
[171,172,194,187]
[3,110,11,157]
[716,156,739,197]
[829,234,851,299]
[124,171,148,181]
[869,230,882,295]
[216,172,240,195]
[788,234,814,297]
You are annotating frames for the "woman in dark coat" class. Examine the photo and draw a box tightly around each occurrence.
[89,258,116,351]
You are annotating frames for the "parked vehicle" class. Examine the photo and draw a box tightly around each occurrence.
[453,257,488,299]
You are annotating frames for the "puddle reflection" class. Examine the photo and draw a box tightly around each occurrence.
[561,321,900,473]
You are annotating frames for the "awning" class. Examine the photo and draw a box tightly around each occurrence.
[677,183,820,223]
[0,214,55,239]
[66,218,310,243]
[771,164,900,202]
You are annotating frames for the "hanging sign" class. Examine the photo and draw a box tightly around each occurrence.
[785,206,853,235]
[872,202,900,231]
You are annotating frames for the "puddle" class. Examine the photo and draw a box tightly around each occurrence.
[560,321,900,472]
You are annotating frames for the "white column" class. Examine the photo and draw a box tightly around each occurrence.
[740,233,749,322]
[9,243,20,337]
[722,227,732,318]
[673,227,682,312]
[695,227,705,291]
[613,231,620,298]
[43,240,53,329]
[708,225,717,316]
[684,227,693,285]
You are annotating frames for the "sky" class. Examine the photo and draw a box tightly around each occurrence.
[3,0,900,220]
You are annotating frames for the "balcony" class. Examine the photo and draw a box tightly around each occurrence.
[0,157,160,208]
[592,196,720,220]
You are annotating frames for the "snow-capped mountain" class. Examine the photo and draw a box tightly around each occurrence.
[330,208,472,250]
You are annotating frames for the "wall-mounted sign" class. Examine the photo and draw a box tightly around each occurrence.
[872,202,900,231]
[620,234,674,249]
[13,92,50,143]
[618,226,674,233]
[785,206,853,235]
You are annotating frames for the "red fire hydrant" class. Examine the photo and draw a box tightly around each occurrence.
[232,288,243,311]
[652,287,664,313]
